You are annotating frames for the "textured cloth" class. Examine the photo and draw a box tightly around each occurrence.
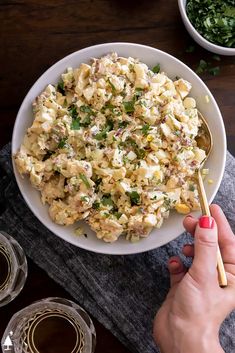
[0,143,235,353]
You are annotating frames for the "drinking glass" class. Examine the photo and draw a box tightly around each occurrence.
[0,230,27,307]
[1,297,96,353]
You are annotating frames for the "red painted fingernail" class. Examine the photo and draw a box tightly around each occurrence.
[199,216,214,229]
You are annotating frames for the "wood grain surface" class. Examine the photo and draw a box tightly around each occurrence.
[0,0,234,352]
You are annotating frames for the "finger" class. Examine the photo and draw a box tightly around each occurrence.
[190,216,218,283]
[210,204,235,264]
[168,256,187,287]
[183,215,197,235]
[183,244,194,257]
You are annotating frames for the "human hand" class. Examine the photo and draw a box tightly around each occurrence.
[153,204,235,353]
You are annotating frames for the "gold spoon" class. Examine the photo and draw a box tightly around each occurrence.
[196,111,227,287]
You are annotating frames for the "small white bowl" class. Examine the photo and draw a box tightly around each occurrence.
[178,0,235,56]
[12,42,227,255]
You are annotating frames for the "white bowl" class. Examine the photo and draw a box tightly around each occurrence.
[178,0,235,56]
[12,43,227,255]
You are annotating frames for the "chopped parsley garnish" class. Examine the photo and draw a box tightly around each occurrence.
[101,194,114,207]
[107,78,116,93]
[81,196,89,202]
[79,173,90,188]
[92,202,100,210]
[142,123,150,136]
[189,184,195,191]
[136,148,146,159]
[57,80,65,95]
[94,131,107,141]
[196,59,220,76]
[106,118,114,131]
[81,115,91,127]
[127,191,141,206]
[152,64,160,74]
[196,59,208,74]
[114,212,122,219]
[58,138,67,148]
[68,105,78,119]
[80,105,94,114]
[208,66,220,76]
[71,118,80,130]
[186,0,235,48]
[101,103,115,113]
[95,119,114,140]
[134,88,144,99]
[123,100,135,113]
[118,121,129,128]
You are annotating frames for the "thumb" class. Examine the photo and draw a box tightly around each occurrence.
[190,216,218,283]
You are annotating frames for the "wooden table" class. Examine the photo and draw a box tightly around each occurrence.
[0,1,234,352]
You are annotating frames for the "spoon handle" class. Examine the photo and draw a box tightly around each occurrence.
[197,170,227,287]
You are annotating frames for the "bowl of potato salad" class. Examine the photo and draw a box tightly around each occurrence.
[12,43,226,255]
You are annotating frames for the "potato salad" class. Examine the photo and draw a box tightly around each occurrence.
[15,53,205,242]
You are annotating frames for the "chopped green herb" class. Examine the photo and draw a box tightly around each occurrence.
[186,0,235,48]
[92,201,100,210]
[208,66,220,76]
[79,173,90,188]
[81,196,89,202]
[136,148,146,159]
[71,118,80,130]
[106,118,114,132]
[81,115,91,127]
[123,100,135,113]
[118,121,129,128]
[189,184,195,191]
[68,105,78,119]
[101,194,114,207]
[108,78,116,93]
[134,88,144,99]
[142,124,150,136]
[95,131,107,141]
[196,59,208,74]
[114,212,122,219]
[138,100,147,107]
[152,64,160,74]
[127,191,141,206]
[80,105,93,114]
[57,80,65,95]
[58,138,67,148]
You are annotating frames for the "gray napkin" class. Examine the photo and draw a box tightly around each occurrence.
[0,143,235,353]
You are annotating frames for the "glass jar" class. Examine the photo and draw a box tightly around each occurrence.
[1,297,96,353]
[0,231,27,307]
